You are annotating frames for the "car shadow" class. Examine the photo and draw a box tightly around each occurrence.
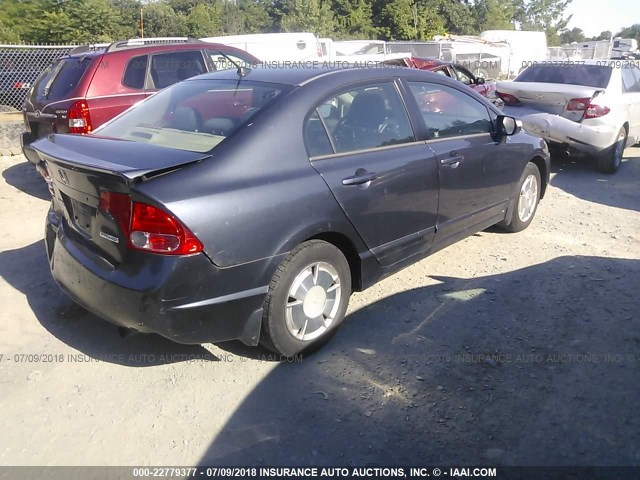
[197,255,640,466]
[2,160,50,201]
[0,240,219,365]
[550,149,640,212]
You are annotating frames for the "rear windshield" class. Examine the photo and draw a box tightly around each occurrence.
[95,79,291,153]
[33,57,92,100]
[515,64,612,88]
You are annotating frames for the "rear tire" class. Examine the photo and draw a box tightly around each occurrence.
[260,240,351,358]
[596,126,626,174]
[500,162,541,233]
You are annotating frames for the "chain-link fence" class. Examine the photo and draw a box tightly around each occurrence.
[0,44,75,110]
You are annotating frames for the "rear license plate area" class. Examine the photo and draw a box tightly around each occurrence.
[62,193,96,237]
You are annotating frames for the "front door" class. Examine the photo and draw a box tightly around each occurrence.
[305,81,439,267]
[405,81,521,241]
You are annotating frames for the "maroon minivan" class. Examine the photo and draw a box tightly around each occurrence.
[21,38,258,166]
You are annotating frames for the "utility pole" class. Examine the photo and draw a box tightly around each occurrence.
[140,3,144,38]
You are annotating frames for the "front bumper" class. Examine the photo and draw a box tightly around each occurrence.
[503,106,618,156]
[45,210,280,346]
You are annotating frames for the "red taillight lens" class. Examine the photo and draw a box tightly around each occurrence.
[68,100,92,134]
[98,192,203,255]
[566,97,590,111]
[99,191,132,238]
[497,92,520,106]
[130,202,203,255]
[566,97,610,119]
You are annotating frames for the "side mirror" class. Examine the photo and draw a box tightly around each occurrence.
[497,115,522,136]
[475,77,485,85]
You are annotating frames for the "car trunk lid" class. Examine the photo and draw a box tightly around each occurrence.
[497,82,604,122]
[34,134,209,264]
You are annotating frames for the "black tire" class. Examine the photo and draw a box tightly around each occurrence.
[260,240,352,358]
[500,162,541,233]
[596,126,627,174]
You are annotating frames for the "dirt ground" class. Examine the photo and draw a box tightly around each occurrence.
[0,120,639,467]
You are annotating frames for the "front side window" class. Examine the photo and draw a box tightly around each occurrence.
[95,79,290,153]
[149,50,207,89]
[454,66,474,85]
[408,82,492,139]
[307,82,415,155]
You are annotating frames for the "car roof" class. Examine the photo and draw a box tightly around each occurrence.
[187,65,443,87]
[64,41,244,59]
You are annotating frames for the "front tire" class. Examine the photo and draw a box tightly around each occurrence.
[500,162,541,233]
[260,240,352,358]
[596,126,626,174]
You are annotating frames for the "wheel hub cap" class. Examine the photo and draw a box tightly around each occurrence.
[518,174,538,223]
[285,262,341,342]
[303,286,327,318]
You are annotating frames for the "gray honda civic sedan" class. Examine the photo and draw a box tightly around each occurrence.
[33,66,550,357]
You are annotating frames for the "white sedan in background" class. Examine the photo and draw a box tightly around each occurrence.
[497,60,640,173]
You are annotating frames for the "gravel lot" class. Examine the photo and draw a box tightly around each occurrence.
[0,117,639,468]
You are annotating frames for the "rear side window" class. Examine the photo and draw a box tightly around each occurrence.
[304,110,333,157]
[622,67,640,93]
[34,57,92,100]
[515,64,612,88]
[122,55,148,90]
[149,50,207,89]
[408,82,492,139]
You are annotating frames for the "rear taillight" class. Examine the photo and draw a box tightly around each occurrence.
[68,100,92,134]
[98,192,203,255]
[566,97,610,119]
[497,92,520,106]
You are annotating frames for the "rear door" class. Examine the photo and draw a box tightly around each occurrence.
[85,54,148,129]
[307,81,439,267]
[405,81,521,241]
[622,65,640,141]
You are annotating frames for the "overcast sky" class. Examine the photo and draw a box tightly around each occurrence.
[565,0,640,37]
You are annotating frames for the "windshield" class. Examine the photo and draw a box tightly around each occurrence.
[515,64,612,88]
[95,79,291,153]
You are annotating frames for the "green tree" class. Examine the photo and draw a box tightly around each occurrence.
[276,0,337,37]
[513,0,572,46]
[616,24,640,45]
[238,0,272,34]
[64,0,128,43]
[378,0,445,40]
[428,0,477,35]
[186,3,223,37]
[331,0,378,39]
[559,27,585,44]
[0,24,21,43]
[474,0,515,32]
[591,30,612,41]
[141,2,189,38]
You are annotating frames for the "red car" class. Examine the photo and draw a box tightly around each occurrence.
[21,38,258,165]
[394,57,498,99]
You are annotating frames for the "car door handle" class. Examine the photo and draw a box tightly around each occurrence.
[440,155,464,168]
[342,170,378,186]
